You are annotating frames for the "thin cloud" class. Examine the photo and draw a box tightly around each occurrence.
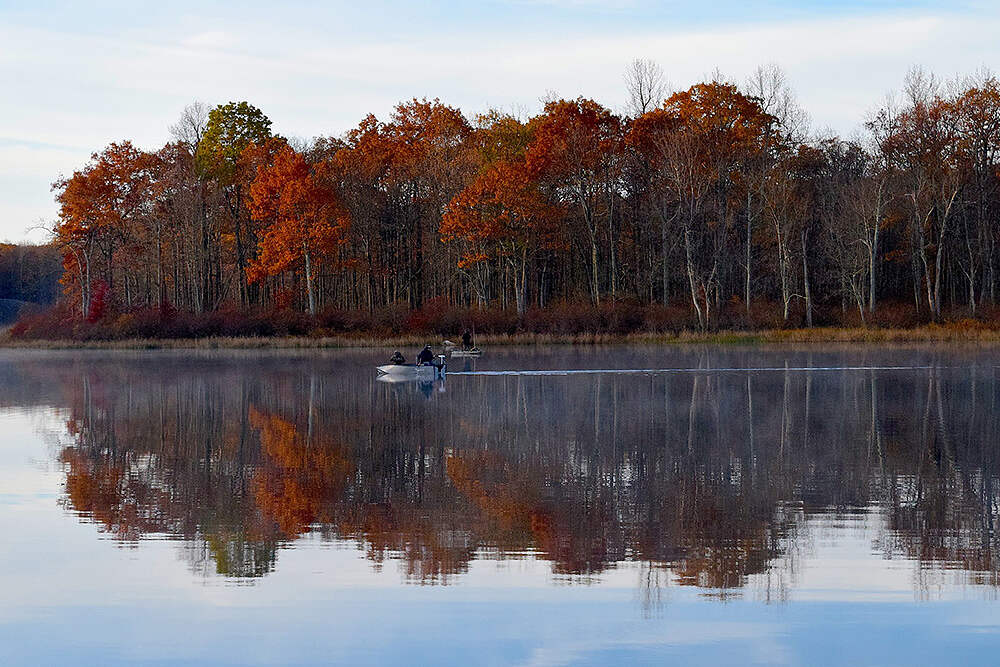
[1,3,999,241]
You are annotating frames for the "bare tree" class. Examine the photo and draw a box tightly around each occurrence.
[903,65,939,108]
[169,102,210,149]
[745,63,810,143]
[951,69,1000,310]
[625,58,666,116]
[740,64,808,316]
[889,66,960,319]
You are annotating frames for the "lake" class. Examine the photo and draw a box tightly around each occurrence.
[2,345,1000,665]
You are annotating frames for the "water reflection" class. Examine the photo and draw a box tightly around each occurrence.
[2,348,999,598]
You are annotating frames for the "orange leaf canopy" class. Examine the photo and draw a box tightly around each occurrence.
[248,145,349,281]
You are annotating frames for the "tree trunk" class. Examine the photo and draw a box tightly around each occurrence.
[517,247,528,316]
[304,247,316,316]
[200,195,209,313]
[233,216,248,307]
[801,229,812,327]
[776,223,791,322]
[933,242,944,320]
[745,192,752,316]
[83,251,92,318]
[607,190,617,301]
[74,250,87,318]
[156,222,165,307]
[868,219,879,313]
[660,212,669,306]
[590,237,599,305]
[920,249,936,319]
[683,228,704,329]
[990,252,996,305]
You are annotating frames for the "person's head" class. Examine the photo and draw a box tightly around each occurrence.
[424,344,431,349]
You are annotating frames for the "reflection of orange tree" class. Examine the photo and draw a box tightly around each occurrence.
[250,407,480,582]
[446,452,544,542]
[669,492,778,590]
[447,450,781,584]
[249,407,354,536]
[446,451,625,576]
[60,448,172,541]
[60,440,282,577]
[333,504,480,583]
[54,369,285,578]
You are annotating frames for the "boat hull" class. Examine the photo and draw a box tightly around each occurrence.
[450,348,482,358]
[376,363,445,378]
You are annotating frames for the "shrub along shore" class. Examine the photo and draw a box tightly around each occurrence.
[5,299,1000,349]
[4,320,1000,350]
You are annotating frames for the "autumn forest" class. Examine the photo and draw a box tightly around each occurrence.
[12,62,1000,338]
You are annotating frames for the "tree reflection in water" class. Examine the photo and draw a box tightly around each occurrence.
[3,349,998,599]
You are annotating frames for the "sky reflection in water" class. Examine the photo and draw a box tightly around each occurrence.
[2,346,1000,665]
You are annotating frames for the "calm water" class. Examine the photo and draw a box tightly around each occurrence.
[3,345,1000,665]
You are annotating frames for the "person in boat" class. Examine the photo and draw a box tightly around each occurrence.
[461,329,473,350]
[388,350,406,365]
[416,344,435,365]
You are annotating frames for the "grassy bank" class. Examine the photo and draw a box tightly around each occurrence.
[3,323,1000,350]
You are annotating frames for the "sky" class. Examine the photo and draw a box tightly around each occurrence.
[1,0,999,242]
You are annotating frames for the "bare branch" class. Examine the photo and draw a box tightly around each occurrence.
[625,58,667,116]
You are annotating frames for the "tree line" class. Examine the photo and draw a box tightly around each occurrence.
[45,63,1000,330]
[0,243,62,324]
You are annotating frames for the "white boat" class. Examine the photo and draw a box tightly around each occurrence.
[376,355,447,378]
[450,347,483,358]
[376,373,442,385]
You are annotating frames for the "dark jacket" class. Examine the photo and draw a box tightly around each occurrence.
[417,348,434,364]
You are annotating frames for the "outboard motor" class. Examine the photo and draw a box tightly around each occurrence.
[437,354,447,376]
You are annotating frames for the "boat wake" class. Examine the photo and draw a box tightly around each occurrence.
[447,365,942,376]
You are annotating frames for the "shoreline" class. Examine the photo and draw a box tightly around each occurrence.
[3,325,1000,349]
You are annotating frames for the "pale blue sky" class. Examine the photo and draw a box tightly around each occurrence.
[1,0,998,242]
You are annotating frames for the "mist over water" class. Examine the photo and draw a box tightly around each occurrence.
[2,345,1000,665]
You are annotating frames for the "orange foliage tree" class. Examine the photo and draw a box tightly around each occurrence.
[442,112,563,314]
[53,142,157,317]
[525,98,623,303]
[248,145,349,315]
[332,99,476,309]
[629,82,775,327]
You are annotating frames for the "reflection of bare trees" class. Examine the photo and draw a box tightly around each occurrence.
[875,365,1000,595]
[3,350,1000,594]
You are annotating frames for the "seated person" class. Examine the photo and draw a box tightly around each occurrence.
[416,344,434,365]
[389,350,406,365]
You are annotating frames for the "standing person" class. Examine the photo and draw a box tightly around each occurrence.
[461,329,473,350]
[416,344,434,365]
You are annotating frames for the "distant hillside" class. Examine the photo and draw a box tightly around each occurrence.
[0,298,29,325]
[0,244,61,323]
